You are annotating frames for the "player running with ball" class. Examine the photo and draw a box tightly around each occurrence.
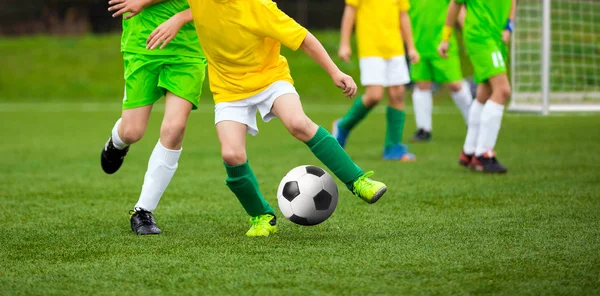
[439,0,516,173]
[100,0,206,234]
[333,0,419,161]
[408,0,473,142]
[172,0,387,237]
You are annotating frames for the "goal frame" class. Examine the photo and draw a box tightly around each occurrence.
[509,0,600,114]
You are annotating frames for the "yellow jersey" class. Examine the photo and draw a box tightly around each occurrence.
[346,0,411,59]
[188,0,308,103]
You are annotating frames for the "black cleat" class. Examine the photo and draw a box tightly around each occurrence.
[411,129,432,142]
[101,138,129,174]
[470,151,507,174]
[130,209,161,235]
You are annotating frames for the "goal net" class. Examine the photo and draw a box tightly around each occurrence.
[510,0,600,114]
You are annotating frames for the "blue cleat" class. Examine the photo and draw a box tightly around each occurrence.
[382,144,417,162]
[332,119,350,148]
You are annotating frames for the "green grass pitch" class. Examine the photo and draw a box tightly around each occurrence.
[1,33,599,294]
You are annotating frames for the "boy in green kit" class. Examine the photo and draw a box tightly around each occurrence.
[408,0,472,142]
[101,0,207,234]
[439,0,516,173]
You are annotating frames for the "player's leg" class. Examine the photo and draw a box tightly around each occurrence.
[467,44,510,173]
[269,91,387,204]
[101,106,153,174]
[101,54,162,174]
[411,81,434,142]
[435,56,473,125]
[446,81,472,124]
[410,58,434,142]
[128,56,206,235]
[472,72,510,173]
[130,92,192,235]
[333,57,386,148]
[460,83,491,167]
[214,100,276,237]
[383,56,415,161]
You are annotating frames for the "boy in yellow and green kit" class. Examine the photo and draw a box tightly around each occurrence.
[180,0,388,236]
[333,0,420,161]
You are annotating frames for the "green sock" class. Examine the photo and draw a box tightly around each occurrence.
[338,96,372,131]
[385,107,406,149]
[224,161,274,217]
[305,126,364,190]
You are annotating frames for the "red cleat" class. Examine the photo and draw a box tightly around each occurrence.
[459,151,473,168]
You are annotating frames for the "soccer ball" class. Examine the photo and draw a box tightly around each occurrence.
[277,165,338,226]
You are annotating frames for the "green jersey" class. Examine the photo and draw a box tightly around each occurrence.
[409,0,458,58]
[457,0,511,43]
[121,0,204,58]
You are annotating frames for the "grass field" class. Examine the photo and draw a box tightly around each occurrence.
[1,33,599,295]
[1,102,599,295]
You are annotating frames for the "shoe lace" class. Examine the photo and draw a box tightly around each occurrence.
[352,171,375,196]
[107,140,129,158]
[131,210,155,225]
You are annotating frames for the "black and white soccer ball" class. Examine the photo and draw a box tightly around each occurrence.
[277,165,338,226]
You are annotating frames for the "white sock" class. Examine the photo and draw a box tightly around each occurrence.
[475,101,505,156]
[111,118,128,150]
[463,100,484,155]
[412,88,433,131]
[134,140,181,212]
[451,80,473,125]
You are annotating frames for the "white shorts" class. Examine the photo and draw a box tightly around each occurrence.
[214,81,299,136]
[359,56,411,87]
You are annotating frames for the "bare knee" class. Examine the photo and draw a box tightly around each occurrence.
[415,81,432,91]
[286,116,318,142]
[120,124,145,144]
[160,120,187,149]
[363,87,385,107]
[221,147,247,166]
[493,85,512,104]
[446,81,463,93]
[387,85,405,109]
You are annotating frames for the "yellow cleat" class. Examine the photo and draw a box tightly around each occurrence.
[352,171,387,204]
[246,214,277,237]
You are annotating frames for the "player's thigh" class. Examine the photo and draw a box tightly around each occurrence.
[410,58,434,83]
[487,73,511,104]
[163,92,193,126]
[385,56,411,87]
[215,120,248,165]
[255,81,299,123]
[431,56,464,84]
[465,40,507,84]
[159,56,207,110]
[160,92,194,148]
[476,82,493,104]
[359,57,387,87]
[122,53,163,110]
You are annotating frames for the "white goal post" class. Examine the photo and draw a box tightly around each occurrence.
[509,0,600,114]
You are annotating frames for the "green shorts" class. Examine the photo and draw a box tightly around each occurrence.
[122,52,207,110]
[464,39,508,83]
[410,55,463,84]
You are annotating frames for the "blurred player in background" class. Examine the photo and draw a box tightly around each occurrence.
[334,0,419,161]
[101,0,206,234]
[408,0,472,142]
[439,0,516,173]
[180,0,387,237]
